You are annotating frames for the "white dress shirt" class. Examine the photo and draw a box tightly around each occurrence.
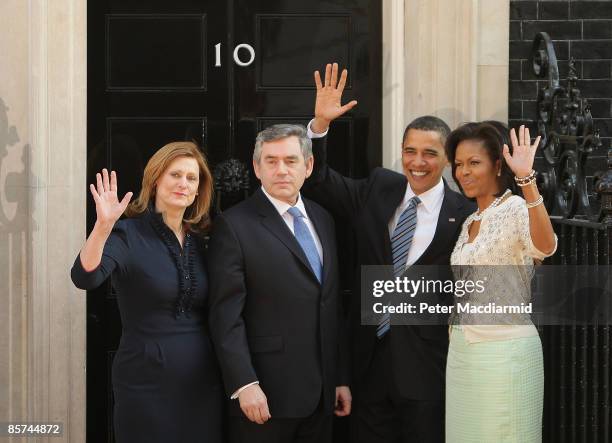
[260,186,323,263]
[306,119,328,139]
[390,179,444,266]
[231,186,323,400]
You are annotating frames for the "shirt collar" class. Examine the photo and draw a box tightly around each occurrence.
[260,186,308,218]
[403,178,445,213]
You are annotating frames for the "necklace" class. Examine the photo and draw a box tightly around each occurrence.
[472,189,511,221]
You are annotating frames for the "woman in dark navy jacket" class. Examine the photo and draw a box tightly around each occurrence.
[71,141,223,443]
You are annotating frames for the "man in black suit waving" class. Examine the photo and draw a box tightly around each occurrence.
[208,124,351,443]
[303,64,476,443]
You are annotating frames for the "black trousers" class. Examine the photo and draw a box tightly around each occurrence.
[229,394,332,443]
[350,336,444,443]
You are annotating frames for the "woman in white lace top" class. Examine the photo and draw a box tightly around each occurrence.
[444,123,557,442]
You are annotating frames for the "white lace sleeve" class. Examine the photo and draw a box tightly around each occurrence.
[514,197,557,260]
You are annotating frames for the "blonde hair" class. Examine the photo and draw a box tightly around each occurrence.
[125,141,213,233]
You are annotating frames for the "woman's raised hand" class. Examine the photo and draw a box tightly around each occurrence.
[90,169,133,227]
[503,125,541,178]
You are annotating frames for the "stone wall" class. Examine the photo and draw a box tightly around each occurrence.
[0,0,87,441]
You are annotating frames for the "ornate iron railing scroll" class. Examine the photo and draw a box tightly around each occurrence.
[531,32,609,222]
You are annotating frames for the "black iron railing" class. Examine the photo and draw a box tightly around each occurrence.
[531,32,611,443]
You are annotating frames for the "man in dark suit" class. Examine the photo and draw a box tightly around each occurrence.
[303,63,476,443]
[207,124,351,443]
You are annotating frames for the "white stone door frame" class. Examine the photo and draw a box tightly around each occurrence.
[382,0,510,170]
[20,0,87,440]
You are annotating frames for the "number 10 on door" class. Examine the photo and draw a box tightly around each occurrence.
[214,43,256,67]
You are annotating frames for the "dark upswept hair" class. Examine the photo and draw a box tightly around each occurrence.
[125,141,213,233]
[402,115,452,146]
[483,120,511,148]
[445,121,517,197]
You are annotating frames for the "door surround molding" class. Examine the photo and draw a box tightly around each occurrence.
[22,0,87,440]
[382,0,509,171]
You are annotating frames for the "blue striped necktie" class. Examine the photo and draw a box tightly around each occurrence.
[377,196,421,338]
[287,206,323,283]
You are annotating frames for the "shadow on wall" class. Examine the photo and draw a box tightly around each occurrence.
[0,96,34,419]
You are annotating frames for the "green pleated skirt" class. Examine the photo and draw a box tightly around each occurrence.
[446,327,543,442]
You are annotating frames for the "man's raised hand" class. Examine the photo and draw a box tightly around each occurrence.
[312,62,358,134]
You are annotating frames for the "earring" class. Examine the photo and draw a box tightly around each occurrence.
[497,170,501,177]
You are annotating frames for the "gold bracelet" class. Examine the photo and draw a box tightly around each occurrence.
[516,177,537,187]
[514,170,536,186]
[525,195,544,209]
[517,178,538,188]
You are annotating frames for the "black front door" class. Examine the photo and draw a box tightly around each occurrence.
[87,0,381,441]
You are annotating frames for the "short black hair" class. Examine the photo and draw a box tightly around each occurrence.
[402,116,451,146]
[445,121,517,197]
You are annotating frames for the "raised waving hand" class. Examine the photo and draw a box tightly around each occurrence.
[78,169,133,272]
[503,125,541,178]
[312,62,358,133]
[90,168,133,227]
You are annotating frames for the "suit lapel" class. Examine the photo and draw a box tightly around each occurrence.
[414,184,462,265]
[254,189,320,284]
[382,180,408,264]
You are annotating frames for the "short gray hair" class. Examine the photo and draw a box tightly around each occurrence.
[253,124,312,163]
